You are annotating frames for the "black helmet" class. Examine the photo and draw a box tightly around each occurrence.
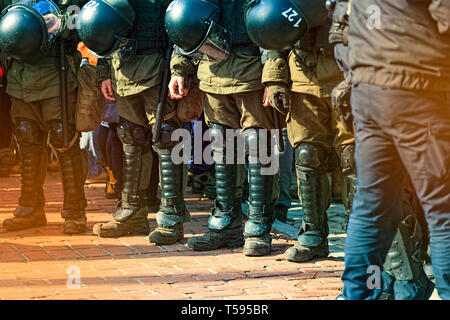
[0,0,62,60]
[165,0,231,64]
[245,0,328,50]
[77,0,135,58]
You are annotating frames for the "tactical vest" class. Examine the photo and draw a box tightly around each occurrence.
[132,0,168,52]
[219,0,256,49]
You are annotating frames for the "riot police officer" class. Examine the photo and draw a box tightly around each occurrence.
[78,0,189,243]
[0,0,88,234]
[165,0,284,256]
[246,0,355,262]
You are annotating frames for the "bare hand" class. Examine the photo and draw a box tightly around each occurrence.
[101,79,116,101]
[168,76,189,100]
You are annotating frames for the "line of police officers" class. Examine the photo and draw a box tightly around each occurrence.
[0,0,445,299]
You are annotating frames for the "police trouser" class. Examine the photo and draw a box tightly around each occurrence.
[10,91,87,218]
[114,86,187,225]
[203,91,279,235]
[0,84,12,150]
[341,82,450,300]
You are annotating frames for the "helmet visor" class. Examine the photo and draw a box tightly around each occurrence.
[183,21,231,64]
[31,0,62,40]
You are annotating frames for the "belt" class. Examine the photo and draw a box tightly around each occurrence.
[135,48,162,56]
[230,45,260,56]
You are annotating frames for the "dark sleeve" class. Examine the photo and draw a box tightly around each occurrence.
[97,58,111,82]
[261,50,290,85]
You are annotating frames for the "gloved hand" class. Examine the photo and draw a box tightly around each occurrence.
[331,79,353,132]
[263,82,290,115]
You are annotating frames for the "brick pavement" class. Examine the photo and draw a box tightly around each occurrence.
[0,171,352,300]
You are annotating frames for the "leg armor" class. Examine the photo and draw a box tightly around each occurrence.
[187,123,245,251]
[14,118,47,209]
[49,120,88,234]
[296,143,330,246]
[208,123,243,232]
[149,121,189,245]
[285,143,330,262]
[338,144,357,227]
[113,118,152,222]
[243,128,277,256]
[3,118,47,231]
[94,118,152,237]
[383,187,434,300]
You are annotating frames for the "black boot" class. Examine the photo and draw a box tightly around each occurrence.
[3,145,47,231]
[383,186,435,300]
[243,129,277,257]
[149,150,189,245]
[3,119,47,231]
[187,123,244,251]
[285,144,330,262]
[94,119,156,237]
[338,144,356,230]
[94,134,154,237]
[56,142,88,234]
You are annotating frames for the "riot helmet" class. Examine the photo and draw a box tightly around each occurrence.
[165,0,231,64]
[0,0,62,60]
[77,0,136,58]
[245,0,328,50]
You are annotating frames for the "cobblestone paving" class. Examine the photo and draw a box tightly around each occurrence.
[0,172,439,300]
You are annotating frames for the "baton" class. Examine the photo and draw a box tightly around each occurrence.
[59,39,69,148]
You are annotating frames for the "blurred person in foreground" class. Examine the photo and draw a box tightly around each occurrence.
[341,0,450,299]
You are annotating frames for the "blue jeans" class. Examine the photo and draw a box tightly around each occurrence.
[342,82,450,300]
[184,113,214,174]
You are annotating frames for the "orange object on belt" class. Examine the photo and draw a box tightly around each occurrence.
[77,42,98,65]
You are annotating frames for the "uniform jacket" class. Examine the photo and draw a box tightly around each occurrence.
[171,0,286,95]
[0,0,85,102]
[348,0,450,91]
[266,25,343,98]
[97,0,171,97]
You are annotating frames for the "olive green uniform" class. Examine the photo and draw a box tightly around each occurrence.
[267,25,355,262]
[1,0,88,234]
[93,0,188,243]
[172,0,285,256]
[286,48,354,150]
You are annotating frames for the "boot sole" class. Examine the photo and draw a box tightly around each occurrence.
[95,229,150,238]
[187,238,244,251]
[149,233,184,245]
[286,247,329,262]
[3,218,47,231]
[244,245,272,257]
[93,224,150,238]
[64,227,87,235]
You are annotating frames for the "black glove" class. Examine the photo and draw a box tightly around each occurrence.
[264,82,290,115]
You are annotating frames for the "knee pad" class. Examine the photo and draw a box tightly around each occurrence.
[339,144,356,176]
[209,123,228,148]
[49,120,77,149]
[209,123,230,160]
[295,143,328,170]
[117,117,150,147]
[14,118,44,146]
[243,128,272,158]
[155,121,180,150]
